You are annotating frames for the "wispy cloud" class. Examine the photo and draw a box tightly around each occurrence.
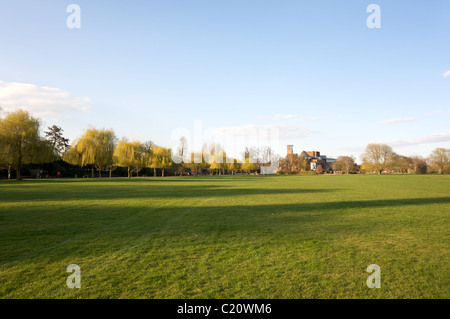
[427,110,450,115]
[0,81,90,119]
[274,114,324,121]
[389,132,450,147]
[443,70,450,78]
[379,117,417,124]
[212,123,313,140]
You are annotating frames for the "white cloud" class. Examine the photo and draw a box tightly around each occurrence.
[443,70,450,78]
[389,132,450,147]
[273,114,324,121]
[0,81,90,119]
[379,117,417,124]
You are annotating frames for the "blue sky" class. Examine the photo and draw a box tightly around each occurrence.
[0,0,449,162]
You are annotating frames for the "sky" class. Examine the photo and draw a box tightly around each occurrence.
[0,0,449,163]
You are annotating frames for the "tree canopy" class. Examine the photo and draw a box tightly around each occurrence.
[63,127,117,178]
[113,140,152,178]
[428,148,450,174]
[45,125,70,157]
[151,146,172,177]
[361,143,396,174]
[332,156,356,174]
[0,110,54,180]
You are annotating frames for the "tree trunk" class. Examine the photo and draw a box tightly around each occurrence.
[162,168,165,177]
[16,151,22,180]
[8,165,11,180]
[109,169,112,178]
[16,165,21,180]
[16,141,22,180]
[128,167,131,178]
[91,167,95,178]
[99,169,102,178]
[154,167,156,176]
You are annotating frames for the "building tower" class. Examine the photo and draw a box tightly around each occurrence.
[287,145,294,156]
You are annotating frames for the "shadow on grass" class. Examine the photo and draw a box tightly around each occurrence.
[0,185,339,202]
[1,196,448,265]
[0,175,279,183]
[261,196,450,212]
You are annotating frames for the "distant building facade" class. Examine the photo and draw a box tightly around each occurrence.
[284,145,336,171]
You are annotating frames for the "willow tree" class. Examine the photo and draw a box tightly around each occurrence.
[113,140,148,178]
[62,143,82,171]
[202,143,223,175]
[217,150,228,175]
[209,153,221,175]
[241,157,258,174]
[183,151,208,176]
[129,141,145,177]
[63,127,117,178]
[227,158,241,175]
[135,141,154,177]
[152,146,172,177]
[0,130,13,179]
[113,140,132,178]
[0,109,54,180]
[141,141,154,176]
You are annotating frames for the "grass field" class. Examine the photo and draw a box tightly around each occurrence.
[0,175,449,299]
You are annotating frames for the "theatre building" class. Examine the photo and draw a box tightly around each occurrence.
[286,145,336,171]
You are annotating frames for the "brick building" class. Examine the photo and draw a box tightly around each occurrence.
[285,145,336,171]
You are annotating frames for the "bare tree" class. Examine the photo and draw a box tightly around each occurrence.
[242,146,258,165]
[361,143,395,174]
[410,156,428,174]
[428,148,450,174]
[258,146,276,166]
[177,136,188,158]
[277,154,307,174]
[332,156,356,174]
[392,154,412,174]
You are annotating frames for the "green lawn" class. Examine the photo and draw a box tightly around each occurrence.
[0,175,449,298]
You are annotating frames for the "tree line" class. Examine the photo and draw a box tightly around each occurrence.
[0,110,268,180]
[341,143,448,175]
[1,110,449,180]
[277,143,449,175]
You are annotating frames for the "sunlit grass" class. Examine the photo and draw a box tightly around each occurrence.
[0,175,449,298]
